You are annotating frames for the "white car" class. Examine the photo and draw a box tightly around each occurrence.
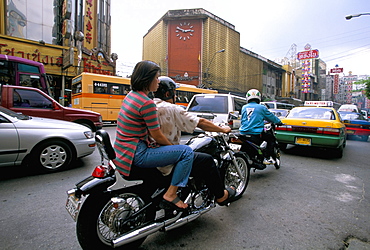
[0,106,96,173]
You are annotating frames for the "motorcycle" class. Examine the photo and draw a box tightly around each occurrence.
[65,129,250,249]
[229,123,281,171]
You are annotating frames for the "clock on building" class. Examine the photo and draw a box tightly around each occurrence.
[175,22,194,41]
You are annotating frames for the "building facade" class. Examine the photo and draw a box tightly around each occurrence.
[143,8,284,98]
[0,0,115,104]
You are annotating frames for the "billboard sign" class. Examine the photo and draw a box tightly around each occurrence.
[330,68,343,74]
[297,49,319,60]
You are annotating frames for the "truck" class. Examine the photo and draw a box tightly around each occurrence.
[0,84,103,131]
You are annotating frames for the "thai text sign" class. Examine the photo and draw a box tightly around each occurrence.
[297,49,319,60]
[330,68,343,74]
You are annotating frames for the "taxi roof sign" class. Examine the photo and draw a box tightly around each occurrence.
[304,101,333,107]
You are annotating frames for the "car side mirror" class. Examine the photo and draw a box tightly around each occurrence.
[52,101,61,110]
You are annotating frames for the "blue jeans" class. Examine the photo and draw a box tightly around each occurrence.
[133,140,193,187]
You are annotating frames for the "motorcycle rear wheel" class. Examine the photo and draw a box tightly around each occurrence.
[76,192,153,249]
[224,155,250,200]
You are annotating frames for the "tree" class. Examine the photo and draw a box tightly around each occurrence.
[365,79,370,99]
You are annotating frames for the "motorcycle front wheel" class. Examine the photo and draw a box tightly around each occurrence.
[273,146,281,169]
[76,191,153,249]
[224,155,250,200]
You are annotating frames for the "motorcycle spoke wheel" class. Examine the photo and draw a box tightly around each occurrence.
[225,156,250,200]
[97,193,146,244]
[77,192,151,250]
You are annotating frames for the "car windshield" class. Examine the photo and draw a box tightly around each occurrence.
[0,106,30,120]
[339,112,366,121]
[287,107,335,120]
[187,95,228,113]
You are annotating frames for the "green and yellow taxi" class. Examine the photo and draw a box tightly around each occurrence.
[275,101,346,158]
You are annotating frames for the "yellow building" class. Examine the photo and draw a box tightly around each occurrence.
[143,8,285,99]
[0,0,116,104]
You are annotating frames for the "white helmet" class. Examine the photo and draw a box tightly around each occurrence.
[246,89,261,103]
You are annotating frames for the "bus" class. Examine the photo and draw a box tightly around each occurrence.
[0,54,51,95]
[175,83,218,107]
[71,72,130,122]
[71,72,218,121]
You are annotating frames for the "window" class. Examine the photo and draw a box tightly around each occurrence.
[97,0,111,53]
[188,96,228,113]
[93,82,108,94]
[72,83,82,94]
[6,0,56,44]
[234,97,247,113]
[0,60,15,85]
[13,89,53,109]
[18,63,40,74]
[19,74,42,89]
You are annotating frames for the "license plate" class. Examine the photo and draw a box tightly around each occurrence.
[66,195,82,221]
[346,130,355,134]
[295,137,311,145]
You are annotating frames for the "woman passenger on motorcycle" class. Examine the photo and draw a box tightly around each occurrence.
[113,60,193,209]
[239,89,282,165]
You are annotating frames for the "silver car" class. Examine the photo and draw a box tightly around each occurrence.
[0,106,96,173]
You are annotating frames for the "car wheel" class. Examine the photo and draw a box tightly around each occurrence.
[332,144,343,158]
[31,140,73,172]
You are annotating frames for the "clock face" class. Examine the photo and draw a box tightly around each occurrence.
[175,22,194,41]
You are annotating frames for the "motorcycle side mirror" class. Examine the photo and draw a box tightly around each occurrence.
[229,111,240,119]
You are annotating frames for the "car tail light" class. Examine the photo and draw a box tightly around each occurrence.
[92,165,111,178]
[277,125,341,136]
[317,128,340,135]
[275,125,292,131]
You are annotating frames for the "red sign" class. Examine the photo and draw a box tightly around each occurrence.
[330,68,343,74]
[333,74,339,94]
[297,49,319,60]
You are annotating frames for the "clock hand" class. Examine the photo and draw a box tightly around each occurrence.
[176,26,185,32]
[184,29,194,32]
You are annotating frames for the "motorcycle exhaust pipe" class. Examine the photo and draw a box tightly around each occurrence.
[112,211,183,248]
[164,213,200,231]
[164,204,214,231]
[112,222,164,248]
[112,205,214,247]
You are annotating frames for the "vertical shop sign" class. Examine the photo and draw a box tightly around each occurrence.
[84,0,95,47]
[301,60,311,93]
[333,74,339,94]
[297,44,319,94]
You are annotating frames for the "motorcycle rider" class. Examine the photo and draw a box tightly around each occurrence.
[153,76,236,206]
[239,89,282,165]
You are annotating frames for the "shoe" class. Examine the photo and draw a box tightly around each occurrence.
[217,186,236,206]
[263,157,276,165]
[160,197,188,211]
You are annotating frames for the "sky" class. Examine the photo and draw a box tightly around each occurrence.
[111,0,370,77]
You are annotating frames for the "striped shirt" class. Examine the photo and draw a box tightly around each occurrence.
[113,91,160,176]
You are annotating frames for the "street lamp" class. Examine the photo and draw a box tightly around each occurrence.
[205,49,225,87]
[345,13,370,20]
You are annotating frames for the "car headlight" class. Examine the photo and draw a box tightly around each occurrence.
[84,131,94,139]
